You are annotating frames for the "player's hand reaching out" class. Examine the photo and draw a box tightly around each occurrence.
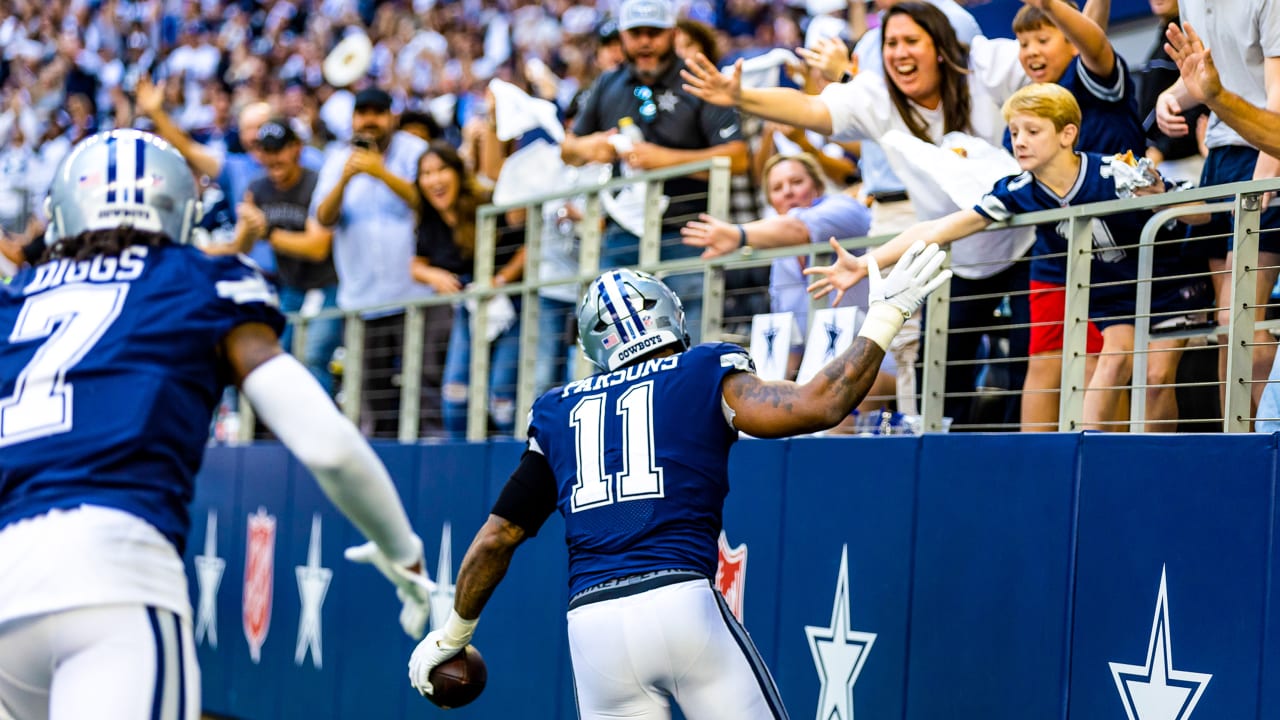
[804,237,869,305]
[344,540,435,639]
[865,240,952,318]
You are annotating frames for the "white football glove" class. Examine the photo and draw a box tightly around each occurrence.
[407,610,478,696]
[344,540,435,639]
[858,240,952,351]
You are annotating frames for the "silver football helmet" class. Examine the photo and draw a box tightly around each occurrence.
[44,129,202,244]
[578,269,690,372]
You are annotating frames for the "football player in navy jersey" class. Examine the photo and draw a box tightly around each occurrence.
[0,130,434,720]
[807,83,1201,432]
[407,251,951,718]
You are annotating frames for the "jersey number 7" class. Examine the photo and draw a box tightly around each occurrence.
[0,284,128,447]
[569,380,666,512]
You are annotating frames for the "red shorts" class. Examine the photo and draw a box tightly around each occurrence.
[1029,280,1103,355]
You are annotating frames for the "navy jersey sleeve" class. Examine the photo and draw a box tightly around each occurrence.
[1074,54,1127,104]
[975,172,1034,222]
[698,342,756,383]
[190,252,287,341]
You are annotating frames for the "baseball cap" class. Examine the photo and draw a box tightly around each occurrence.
[353,87,393,112]
[618,0,674,31]
[256,120,299,152]
[597,17,620,42]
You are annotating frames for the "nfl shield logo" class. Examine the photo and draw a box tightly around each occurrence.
[715,530,748,622]
[243,507,277,663]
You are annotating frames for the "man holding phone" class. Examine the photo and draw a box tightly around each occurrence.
[312,87,443,437]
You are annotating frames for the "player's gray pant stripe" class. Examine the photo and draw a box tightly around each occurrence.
[147,607,184,720]
[712,590,790,720]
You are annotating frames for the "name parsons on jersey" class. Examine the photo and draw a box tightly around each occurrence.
[561,354,682,397]
[23,246,149,295]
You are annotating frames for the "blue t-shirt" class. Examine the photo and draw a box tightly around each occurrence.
[975,152,1172,307]
[0,243,285,553]
[528,343,753,597]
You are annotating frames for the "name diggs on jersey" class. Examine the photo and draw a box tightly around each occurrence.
[561,354,681,396]
[25,246,149,295]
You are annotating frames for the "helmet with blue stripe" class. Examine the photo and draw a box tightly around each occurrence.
[578,268,690,372]
[44,129,203,245]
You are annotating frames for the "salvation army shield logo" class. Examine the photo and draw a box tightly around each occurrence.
[243,507,277,663]
[715,530,748,622]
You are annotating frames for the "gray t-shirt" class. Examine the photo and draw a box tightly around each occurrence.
[1178,0,1280,150]
[249,168,338,291]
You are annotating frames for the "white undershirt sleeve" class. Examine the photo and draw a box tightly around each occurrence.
[241,353,422,566]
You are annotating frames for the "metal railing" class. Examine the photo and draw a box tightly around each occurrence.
[259,163,1280,442]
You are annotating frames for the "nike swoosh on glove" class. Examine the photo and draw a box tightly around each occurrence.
[867,240,952,318]
[857,240,952,351]
[344,541,436,639]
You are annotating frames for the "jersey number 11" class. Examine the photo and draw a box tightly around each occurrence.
[569,380,666,512]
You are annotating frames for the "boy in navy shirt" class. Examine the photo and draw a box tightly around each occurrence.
[808,83,1198,431]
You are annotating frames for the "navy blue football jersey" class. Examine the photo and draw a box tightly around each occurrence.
[976,152,1180,310]
[0,243,284,554]
[1003,56,1145,157]
[528,343,753,597]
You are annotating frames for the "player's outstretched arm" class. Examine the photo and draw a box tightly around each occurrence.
[805,209,987,303]
[726,241,952,438]
[408,514,527,695]
[225,322,432,637]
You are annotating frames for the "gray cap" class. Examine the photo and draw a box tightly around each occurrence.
[618,0,674,31]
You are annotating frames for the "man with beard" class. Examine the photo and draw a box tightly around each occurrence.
[313,87,445,438]
[561,0,748,343]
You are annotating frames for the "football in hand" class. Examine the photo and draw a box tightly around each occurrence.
[426,645,487,709]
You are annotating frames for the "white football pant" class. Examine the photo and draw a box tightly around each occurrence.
[567,578,788,719]
[0,605,199,720]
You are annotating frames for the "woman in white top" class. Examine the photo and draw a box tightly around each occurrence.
[683,1,1031,429]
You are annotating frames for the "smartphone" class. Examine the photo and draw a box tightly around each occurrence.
[352,136,375,151]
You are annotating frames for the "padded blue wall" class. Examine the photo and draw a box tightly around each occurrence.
[187,434,1278,719]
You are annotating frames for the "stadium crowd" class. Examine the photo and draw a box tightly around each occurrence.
[0,0,1275,435]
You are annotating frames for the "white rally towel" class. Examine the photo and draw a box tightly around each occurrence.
[878,130,1036,280]
[734,48,804,90]
[749,312,804,381]
[465,291,517,343]
[493,139,613,206]
[488,78,564,143]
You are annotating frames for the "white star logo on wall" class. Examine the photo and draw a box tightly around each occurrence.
[1109,566,1211,720]
[194,509,225,648]
[429,522,456,631]
[294,514,332,669]
[805,545,876,720]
